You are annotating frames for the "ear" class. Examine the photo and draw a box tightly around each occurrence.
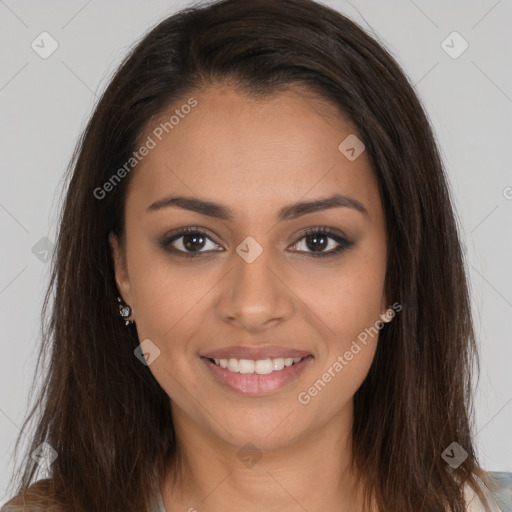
[109,231,132,306]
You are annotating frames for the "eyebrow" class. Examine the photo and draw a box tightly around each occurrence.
[146,193,368,221]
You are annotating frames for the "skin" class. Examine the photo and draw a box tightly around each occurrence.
[110,84,390,512]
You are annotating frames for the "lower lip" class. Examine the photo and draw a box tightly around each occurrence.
[200,356,313,395]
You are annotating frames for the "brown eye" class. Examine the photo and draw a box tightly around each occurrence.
[289,227,354,258]
[160,227,222,258]
[159,226,354,260]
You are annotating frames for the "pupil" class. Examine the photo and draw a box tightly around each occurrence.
[184,233,204,251]
[307,234,327,252]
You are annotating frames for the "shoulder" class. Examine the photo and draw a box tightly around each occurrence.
[464,471,512,512]
[1,479,67,511]
[484,472,512,512]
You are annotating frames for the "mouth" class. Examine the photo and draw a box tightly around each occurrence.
[203,356,306,375]
[199,346,314,395]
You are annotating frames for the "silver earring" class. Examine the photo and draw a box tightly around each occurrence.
[117,296,135,326]
[380,308,394,323]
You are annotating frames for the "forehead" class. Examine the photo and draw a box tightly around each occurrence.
[126,85,381,223]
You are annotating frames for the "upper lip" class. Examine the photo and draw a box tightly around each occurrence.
[201,345,312,360]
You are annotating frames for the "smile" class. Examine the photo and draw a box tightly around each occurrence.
[200,355,314,395]
[208,356,303,375]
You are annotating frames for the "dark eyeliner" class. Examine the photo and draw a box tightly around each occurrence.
[158,226,354,258]
[294,226,354,258]
[158,226,219,259]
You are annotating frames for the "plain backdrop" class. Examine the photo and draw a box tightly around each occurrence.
[1,0,511,501]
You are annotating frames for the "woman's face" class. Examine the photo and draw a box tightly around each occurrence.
[111,84,389,451]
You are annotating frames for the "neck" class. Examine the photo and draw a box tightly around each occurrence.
[160,401,371,512]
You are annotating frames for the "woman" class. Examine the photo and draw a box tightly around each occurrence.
[3,0,510,510]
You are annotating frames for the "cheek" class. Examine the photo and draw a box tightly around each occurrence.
[301,254,385,404]
[129,257,209,400]
[126,243,211,345]
[305,256,386,340]
[300,342,377,414]
[298,264,384,410]
[126,218,217,300]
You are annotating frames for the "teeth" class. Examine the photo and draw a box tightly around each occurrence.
[210,356,303,374]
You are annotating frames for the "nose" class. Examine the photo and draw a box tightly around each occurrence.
[216,248,295,331]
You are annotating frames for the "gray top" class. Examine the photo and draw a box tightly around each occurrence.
[486,472,512,512]
[148,471,512,512]
[150,488,166,512]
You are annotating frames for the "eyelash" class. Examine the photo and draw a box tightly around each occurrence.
[159,226,354,259]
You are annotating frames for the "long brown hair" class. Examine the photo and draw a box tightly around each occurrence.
[4,0,492,510]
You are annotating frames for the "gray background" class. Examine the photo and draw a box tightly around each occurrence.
[1,0,511,500]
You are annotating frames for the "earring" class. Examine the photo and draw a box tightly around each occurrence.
[117,296,135,326]
[380,307,395,323]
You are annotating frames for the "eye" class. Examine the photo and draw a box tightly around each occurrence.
[159,227,221,258]
[289,226,354,258]
[159,226,354,259]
